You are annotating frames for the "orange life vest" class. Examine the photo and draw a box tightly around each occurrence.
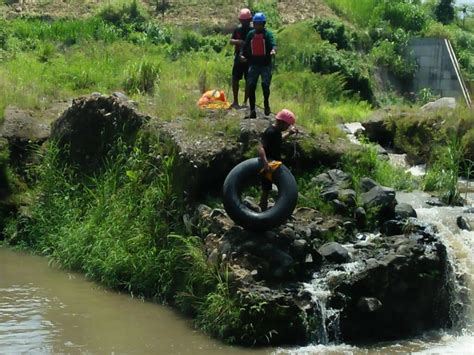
[251,33,266,57]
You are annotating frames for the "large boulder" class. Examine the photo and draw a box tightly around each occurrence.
[318,242,350,263]
[50,94,148,169]
[361,185,396,222]
[333,231,456,342]
[421,97,456,112]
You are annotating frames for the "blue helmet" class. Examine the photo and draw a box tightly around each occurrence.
[253,12,266,23]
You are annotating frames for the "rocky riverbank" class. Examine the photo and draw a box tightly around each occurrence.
[0,94,467,346]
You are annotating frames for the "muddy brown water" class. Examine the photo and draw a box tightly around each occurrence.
[0,247,269,354]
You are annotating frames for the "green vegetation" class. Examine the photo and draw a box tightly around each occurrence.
[342,140,417,192]
[423,135,463,204]
[2,136,255,342]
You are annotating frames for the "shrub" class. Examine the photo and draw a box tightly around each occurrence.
[124,59,160,95]
[313,18,354,50]
[435,0,455,25]
[371,0,428,34]
[98,0,149,29]
[370,29,417,80]
[423,135,463,204]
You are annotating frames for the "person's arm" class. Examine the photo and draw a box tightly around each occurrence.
[258,145,270,171]
[282,126,298,140]
[230,29,242,46]
[268,31,277,55]
[240,31,252,61]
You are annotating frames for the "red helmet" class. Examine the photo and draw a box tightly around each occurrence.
[276,109,296,125]
[239,8,252,20]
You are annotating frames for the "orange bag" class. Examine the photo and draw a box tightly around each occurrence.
[197,90,231,109]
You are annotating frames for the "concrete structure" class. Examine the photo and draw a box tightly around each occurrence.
[408,38,471,107]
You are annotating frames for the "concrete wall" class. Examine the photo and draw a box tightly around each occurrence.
[408,38,471,106]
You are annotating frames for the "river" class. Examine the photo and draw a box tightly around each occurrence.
[0,247,268,354]
[1,192,473,354]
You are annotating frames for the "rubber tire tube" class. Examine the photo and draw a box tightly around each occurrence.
[223,158,298,231]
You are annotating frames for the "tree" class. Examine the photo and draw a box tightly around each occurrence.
[435,0,455,24]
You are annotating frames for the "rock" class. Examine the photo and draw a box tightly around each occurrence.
[331,199,350,215]
[321,187,339,201]
[318,242,350,263]
[375,144,388,158]
[355,207,367,229]
[338,189,357,208]
[207,248,219,265]
[456,216,471,231]
[279,227,297,240]
[360,177,379,193]
[382,219,405,236]
[50,95,148,170]
[334,231,457,343]
[394,203,417,220]
[463,207,474,214]
[361,110,395,147]
[312,169,351,190]
[291,239,308,257]
[1,106,51,142]
[426,198,446,207]
[357,297,383,313]
[361,186,396,221]
[421,97,456,112]
[243,197,261,213]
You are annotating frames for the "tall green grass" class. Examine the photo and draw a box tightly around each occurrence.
[325,0,380,28]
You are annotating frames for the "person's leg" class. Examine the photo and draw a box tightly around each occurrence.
[259,178,272,211]
[261,65,272,115]
[247,66,259,118]
[231,59,243,108]
[243,63,249,105]
[231,77,240,108]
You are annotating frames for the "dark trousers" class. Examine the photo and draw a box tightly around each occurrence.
[247,65,272,111]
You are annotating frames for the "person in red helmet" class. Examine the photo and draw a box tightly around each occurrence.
[229,8,253,109]
[258,109,298,211]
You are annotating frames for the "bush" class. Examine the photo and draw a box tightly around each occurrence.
[371,0,428,34]
[98,0,149,29]
[313,18,354,50]
[423,135,463,204]
[124,59,161,95]
[371,33,417,80]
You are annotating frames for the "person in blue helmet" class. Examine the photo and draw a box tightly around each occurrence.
[239,12,276,118]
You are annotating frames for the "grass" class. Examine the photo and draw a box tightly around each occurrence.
[341,140,418,192]
[325,0,379,28]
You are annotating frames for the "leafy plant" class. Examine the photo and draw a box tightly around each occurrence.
[423,134,463,204]
[124,59,160,95]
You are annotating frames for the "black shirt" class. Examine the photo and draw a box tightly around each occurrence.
[261,125,282,161]
[232,26,253,55]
